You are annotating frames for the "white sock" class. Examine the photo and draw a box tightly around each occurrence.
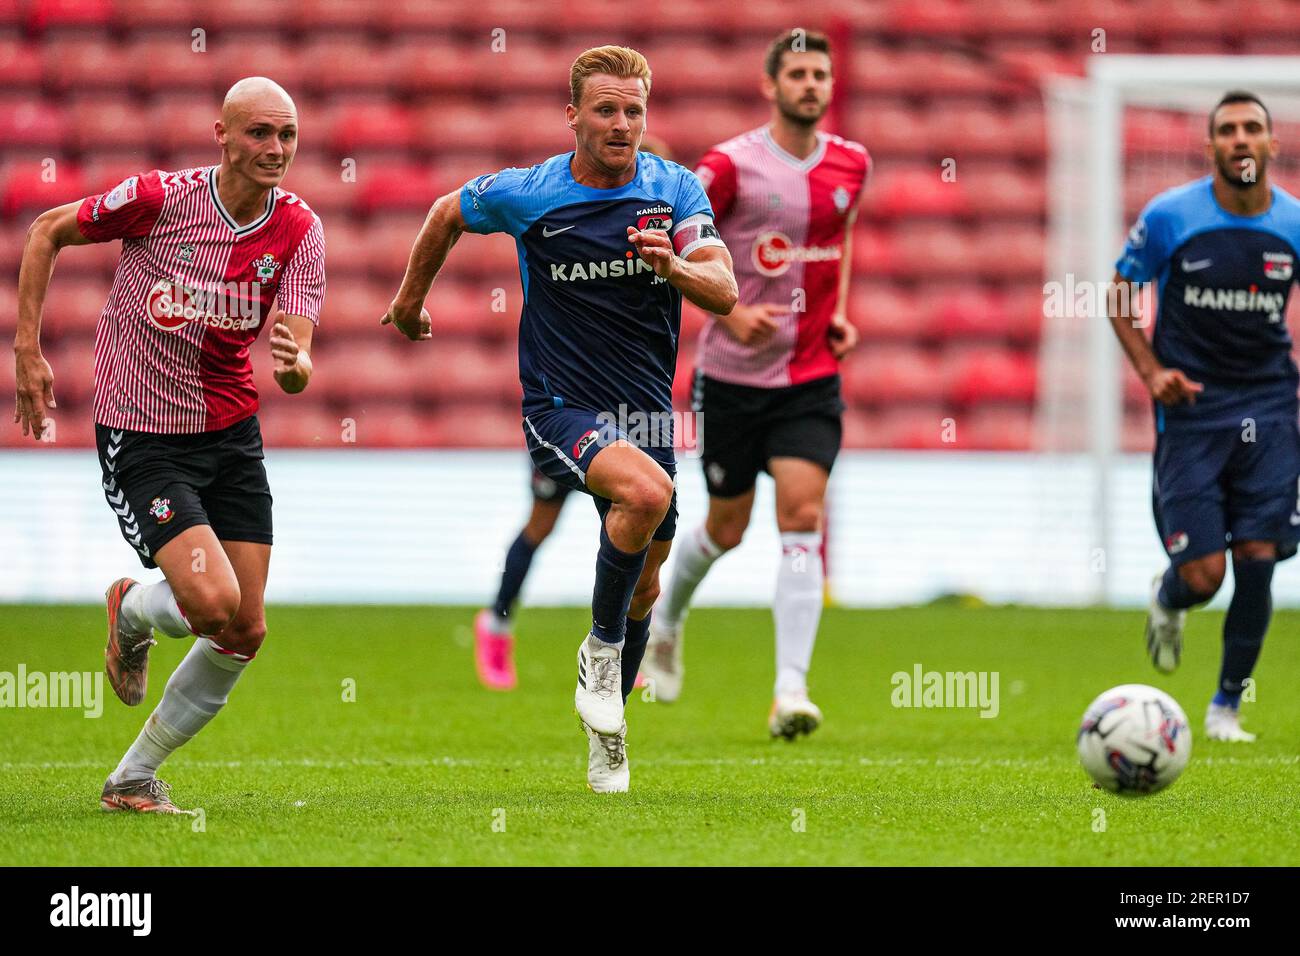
[660,524,725,628]
[774,531,824,696]
[121,580,193,638]
[109,639,248,785]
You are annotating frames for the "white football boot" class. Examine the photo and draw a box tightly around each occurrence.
[769,688,823,740]
[575,632,624,734]
[1145,573,1185,674]
[1205,702,1256,742]
[582,719,630,793]
[639,617,684,703]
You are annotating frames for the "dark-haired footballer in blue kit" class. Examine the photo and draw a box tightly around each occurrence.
[382,46,737,792]
[1109,91,1300,743]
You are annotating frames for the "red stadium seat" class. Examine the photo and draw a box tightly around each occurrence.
[876,405,959,450]
[43,278,112,336]
[888,223,979,279]
[865,164,969,220]
[184,0,274,31]
[69,97,154,153]
[316,279,391,335]
[964,403,1035,451]
[257,403,356,448]
[386,39,493,95]
[927,286,1015,341]
[330,101,418,156]
[278,158,361,216]
[300,37,399,96]
[0,99,69,151]
[382,0,464,32]
[885,0,978,37]
[849,283,932,341]
[357,163,441,213]
[959,164,1046,219]
[424,341,518,403]
[210,39,309,92]
[0,39,41,89]
[45,336,96,403]
[29,0,113,30]
[425,403,523,448]
[126,35,222,92]
[0,159,84,216]
[152,93,224,153]
[841,344,944,404]
[970,223,1044,279]
[942,344,1038,404]
[113,0,198,28]
[413,103,501,155]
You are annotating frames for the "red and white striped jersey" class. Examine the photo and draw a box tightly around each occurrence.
[75,165,326,434]
[694,127,868,388]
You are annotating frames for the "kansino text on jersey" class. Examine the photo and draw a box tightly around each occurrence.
[549,257,658,282]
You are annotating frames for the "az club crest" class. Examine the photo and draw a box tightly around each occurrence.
[253,253,282,281]
[635,203,674,232]
[1263,251,1293,281]
[150,496,174,524]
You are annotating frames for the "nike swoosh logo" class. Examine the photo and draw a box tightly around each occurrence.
[542,225,575,237]
[1182,258,1212,272]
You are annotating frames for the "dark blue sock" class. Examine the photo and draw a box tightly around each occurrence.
[591,523,648,644]
[1218,557,1274,702]
[1158,563,1207,609]
[622,613,651,702]
[492,531,538,620]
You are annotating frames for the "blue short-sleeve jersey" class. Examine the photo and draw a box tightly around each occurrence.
[461,151,717,420]
[1116,176,1300,430]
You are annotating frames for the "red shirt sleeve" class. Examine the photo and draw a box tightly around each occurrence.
[76,170,165,243]
[693,149,737,222]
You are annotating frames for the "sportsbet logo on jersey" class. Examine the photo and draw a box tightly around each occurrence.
[145,277,263,333]
[751,230,842,278]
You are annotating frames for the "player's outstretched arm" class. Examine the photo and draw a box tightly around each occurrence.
[626,227,738,316]
[270,312,315,394]
[381,189,467,342]
[1106,270,1203,406]
[14,200,91,439]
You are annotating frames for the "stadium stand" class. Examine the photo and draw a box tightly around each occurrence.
[3,0,1299,450]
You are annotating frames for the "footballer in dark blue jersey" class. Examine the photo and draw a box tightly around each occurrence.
[383,46,737,790]
[1110,91,1300,742]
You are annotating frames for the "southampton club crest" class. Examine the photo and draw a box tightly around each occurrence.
[252,253,282,281]
[149,496,174,524]
[832,184,851,214]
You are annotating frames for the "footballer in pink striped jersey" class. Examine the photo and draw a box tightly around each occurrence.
[644,32,869,739]
[13,78,325,815]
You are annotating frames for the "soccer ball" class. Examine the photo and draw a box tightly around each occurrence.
[1076,684,1191,795]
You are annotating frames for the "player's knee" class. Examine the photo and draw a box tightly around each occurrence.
[183,584,241,637]
[1231,540,1277,562]
[1179,559,1225,599]
[778,500,823,534]
[708,514,748,551]
[623,471,674,522]
[215,617,266,658]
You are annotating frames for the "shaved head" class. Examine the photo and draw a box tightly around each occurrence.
[221,76,296,126]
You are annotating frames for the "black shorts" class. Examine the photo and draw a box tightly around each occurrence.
[693,371,845,498]
[531,465,573,504]
[95,415,273,569]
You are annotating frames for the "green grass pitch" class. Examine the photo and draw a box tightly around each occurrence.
[1,604,1297,866]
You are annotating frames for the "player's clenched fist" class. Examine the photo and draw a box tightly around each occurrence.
[1144,367,1204,406]
[828,311,859,359]
[13,348,56,440]
[381,300,432,341]
[627,226,677,279]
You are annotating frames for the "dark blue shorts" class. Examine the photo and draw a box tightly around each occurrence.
[1152,419,1300,565]
[522,405,678,541]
